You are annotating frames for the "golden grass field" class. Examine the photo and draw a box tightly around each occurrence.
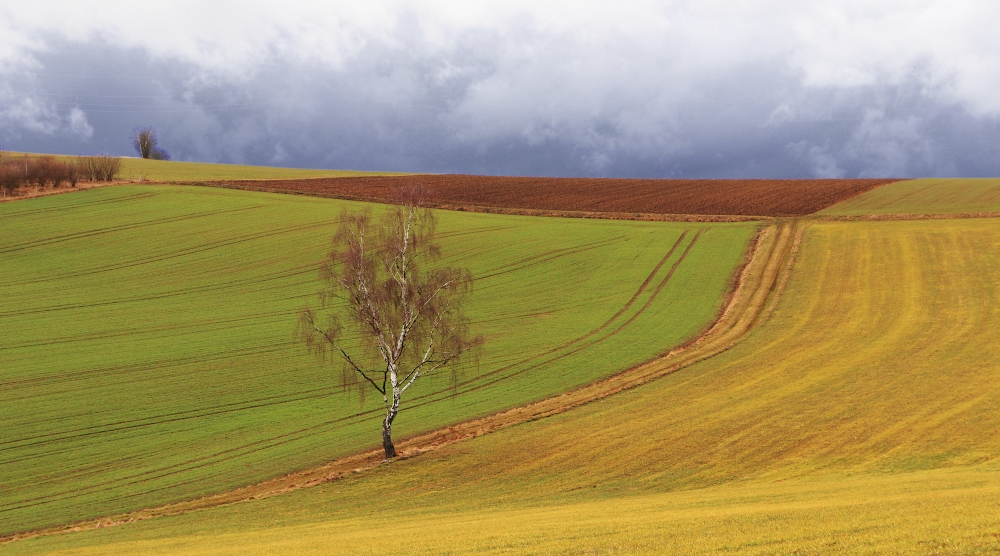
[819,177,1000,215]
[8,216,1000,554]
[2,151,404,182]
[115,157,407,182]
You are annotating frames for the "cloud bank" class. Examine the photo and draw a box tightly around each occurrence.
[2,1,1000,177]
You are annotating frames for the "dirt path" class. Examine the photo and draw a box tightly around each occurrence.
[1,220,801,545]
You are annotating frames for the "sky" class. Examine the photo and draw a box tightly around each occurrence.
[2,1,1000,178]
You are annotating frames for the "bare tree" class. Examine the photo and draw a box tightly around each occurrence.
[149,149,170,160]
[0,151,17,198]
[297,194,482,459]
[133,127,170,160]
[81,154,122,182]
[134,127,156,159]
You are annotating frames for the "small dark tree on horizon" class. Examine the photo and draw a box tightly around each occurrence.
[296,190,482,459]
[133,127,171,160]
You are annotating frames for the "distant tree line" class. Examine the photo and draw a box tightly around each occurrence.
[0,152,122,198]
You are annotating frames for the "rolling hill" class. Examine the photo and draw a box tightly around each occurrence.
[5,173,1000,554]
[9,215,999,555]
[0,184,755,535]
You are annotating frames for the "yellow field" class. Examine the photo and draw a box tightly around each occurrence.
[15,467,1000,555]
[9,217,1000,554]
[821,177,1000,215]
[114,157,407,182]
[2,151,404,182]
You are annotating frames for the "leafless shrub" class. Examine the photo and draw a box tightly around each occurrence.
[0,161,19,198]
[28,156,54,188]
[66,162,79,187]
[80,154,122,182]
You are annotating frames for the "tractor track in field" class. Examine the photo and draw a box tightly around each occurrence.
[0,384,345,454]
[1,224,732,533]
[478,236,627,280]
[1,227,724,528]
[0,342,293,391]
[426,229,705,399]
[1,226,684,504]
[0,205,265,255]
[0,191,159,219]
[0,310,296,351]
[0,220,331,290]
[0,231,699,509]
[0,220,801,546]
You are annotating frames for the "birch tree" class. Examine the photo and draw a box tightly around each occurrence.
[297,198,482,459]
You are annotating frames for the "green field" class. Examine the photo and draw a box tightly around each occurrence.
[820,177,1000,215]
[0,185,755,535]
[9,217,1000,554]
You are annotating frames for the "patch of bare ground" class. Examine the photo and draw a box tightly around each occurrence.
[201,176,900,217]
[1,220,801,546]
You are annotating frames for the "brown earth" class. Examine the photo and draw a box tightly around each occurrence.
[202,175,900,217]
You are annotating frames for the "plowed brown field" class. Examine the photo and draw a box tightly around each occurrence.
[204,176,899,217]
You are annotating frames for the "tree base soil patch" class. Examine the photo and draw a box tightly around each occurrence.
[203,175,900,217]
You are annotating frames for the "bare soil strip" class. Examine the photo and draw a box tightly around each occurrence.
[1,220,800,545]
[198,176,899,217]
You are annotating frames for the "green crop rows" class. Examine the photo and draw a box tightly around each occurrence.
[0,184,755,534]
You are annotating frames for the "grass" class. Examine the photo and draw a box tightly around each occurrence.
[820,177,1000,215]
[9,467,1000,555]
[3,151,405,182]
[9,218,1000,554]
[0,184,755,535]
[115,158,408,182]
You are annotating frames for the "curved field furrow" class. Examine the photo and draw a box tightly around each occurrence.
[474,231,691,367]
[0,341,291,391]
[0,230,708,512]
[0,221,790,547]
[0,310,296,351]
[0,191,160,219]
[0,226,719,526]
[425,230,707,400]
[0,384,343,452]
[477,236,628,280]
[18,218,1000,555]
[0,221,329,291]
[0,185,756,535]
[0,205,264,255]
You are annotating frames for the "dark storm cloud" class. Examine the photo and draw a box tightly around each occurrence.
[3,3,1000,178]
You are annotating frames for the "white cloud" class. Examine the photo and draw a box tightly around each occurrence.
[2,2,1000,176]
[66,107,93,138]
[5,2,1000,113]
[0,94,60,135]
